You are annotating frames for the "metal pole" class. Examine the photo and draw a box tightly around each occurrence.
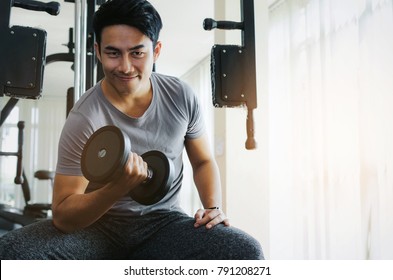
[73,0,81,101]
[73,0,87,102]
[80,0,87,94]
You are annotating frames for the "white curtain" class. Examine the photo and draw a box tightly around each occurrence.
[268,0,393,259]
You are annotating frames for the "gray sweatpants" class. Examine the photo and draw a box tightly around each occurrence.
[0,211,263,260]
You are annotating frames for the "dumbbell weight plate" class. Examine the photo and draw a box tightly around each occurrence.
[81,126,131,184]
[129,150,175,205]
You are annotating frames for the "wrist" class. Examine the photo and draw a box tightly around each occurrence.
[205,206,220,210]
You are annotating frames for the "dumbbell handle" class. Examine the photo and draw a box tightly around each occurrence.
[142,167,153,184]
[130,150,175,205]
[126,151,154,185]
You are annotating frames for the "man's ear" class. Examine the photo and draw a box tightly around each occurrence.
[153,41,162,63]
[94,42,102,62]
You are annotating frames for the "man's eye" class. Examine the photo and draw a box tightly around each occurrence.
[132,51,145,58]
[106,51,119,57]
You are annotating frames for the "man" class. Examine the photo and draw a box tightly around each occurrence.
[0,0,263,259]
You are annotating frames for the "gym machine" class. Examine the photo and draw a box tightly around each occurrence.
[0,0,60,100]
[0,0,107,228]
[64,0,105,103]
[204,0,257,150]
[0,0,60,227]
[0,0,106,228]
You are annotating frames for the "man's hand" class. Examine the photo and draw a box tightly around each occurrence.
[116,152,149,194]
[194,208,230,229]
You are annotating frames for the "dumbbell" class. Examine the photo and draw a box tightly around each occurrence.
[81,125,175,205]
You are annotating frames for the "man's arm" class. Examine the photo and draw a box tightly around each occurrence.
[185,133,230,229]
[52,153,148,233]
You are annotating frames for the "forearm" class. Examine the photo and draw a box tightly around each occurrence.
[52,182,124,233]
[193,160,230,229]
[53,153,148,233]
[185,135,229,229]
[193,159,222,208]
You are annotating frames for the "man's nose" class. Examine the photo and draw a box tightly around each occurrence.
[119,57,133,74]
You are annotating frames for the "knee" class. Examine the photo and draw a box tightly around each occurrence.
[245,237,264,260]
[215,227,265,260]
[233,229,265,260]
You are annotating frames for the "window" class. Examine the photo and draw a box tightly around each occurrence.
[0,105,20,206]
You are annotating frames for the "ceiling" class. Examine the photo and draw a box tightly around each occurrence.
[149,0,215,76]
[11,0,215,78]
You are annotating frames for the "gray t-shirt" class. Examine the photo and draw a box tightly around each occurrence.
[56,72,205,216]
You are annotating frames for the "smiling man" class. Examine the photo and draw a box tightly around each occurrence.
[0,0,263,260]
[97,25,159,115]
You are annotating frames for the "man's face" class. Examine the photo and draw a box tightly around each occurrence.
[95,24,161,97]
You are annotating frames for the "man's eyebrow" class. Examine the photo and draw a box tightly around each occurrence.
[103,46,119,52]
[129,44,145,51]
[103,44,146,52]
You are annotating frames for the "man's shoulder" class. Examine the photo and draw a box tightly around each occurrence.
[151,72,185,88]
[72,83,103,112]
[151,72,193,97]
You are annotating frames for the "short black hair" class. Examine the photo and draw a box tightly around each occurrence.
[93,0,163,47]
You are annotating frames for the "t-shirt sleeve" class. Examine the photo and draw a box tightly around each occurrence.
[183,82,206,139]
[55,111,94,176]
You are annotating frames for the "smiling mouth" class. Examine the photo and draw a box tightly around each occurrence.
[116,74,139,81]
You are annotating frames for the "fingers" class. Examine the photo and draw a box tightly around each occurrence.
[194,208,205,222]
[120,152,148,189]
[194,209,230,229]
